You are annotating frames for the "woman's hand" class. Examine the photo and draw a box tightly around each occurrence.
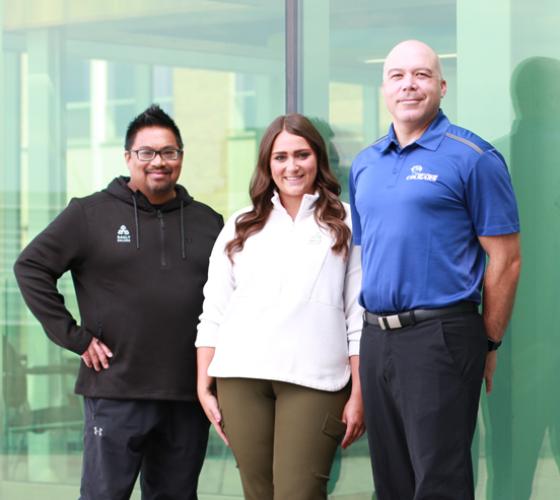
[341,355,365,448]
[198,388,229,446]
[341,392,365,449]
[196,347,229,446]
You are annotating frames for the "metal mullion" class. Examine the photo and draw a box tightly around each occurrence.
[285,0,299,113]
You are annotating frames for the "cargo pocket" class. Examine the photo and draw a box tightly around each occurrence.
[321,413,347,443]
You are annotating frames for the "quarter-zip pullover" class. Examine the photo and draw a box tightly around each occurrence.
[196,192,363,391]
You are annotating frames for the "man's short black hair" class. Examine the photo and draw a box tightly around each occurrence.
[124,104,183,150]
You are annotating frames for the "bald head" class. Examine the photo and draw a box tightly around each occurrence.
[381,40,447,143]
[383,40,443,81]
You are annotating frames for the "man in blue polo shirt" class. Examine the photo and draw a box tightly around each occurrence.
[350,40,521,500]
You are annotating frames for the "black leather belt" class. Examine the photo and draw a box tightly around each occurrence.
[363,302,478,331]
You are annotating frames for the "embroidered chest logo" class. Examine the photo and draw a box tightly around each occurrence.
[116,225,131,243]
[405,165,439,183]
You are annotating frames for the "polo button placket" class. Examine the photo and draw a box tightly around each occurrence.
[388,149,409,188]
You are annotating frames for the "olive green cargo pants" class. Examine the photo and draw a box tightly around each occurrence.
[217,378,350,500]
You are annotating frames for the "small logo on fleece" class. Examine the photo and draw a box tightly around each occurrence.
[93,426,103,437]
[117,225,131,243]
[309,232,322,245]
[406,165,438,182]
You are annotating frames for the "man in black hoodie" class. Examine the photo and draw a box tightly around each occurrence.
[13,104,224,500]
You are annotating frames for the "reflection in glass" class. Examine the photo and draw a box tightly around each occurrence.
[1,2,284,497]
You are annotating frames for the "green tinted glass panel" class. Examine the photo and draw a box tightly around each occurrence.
[1,1,284,498]
[300,0,560,498]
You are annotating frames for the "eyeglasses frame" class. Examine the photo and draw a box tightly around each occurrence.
[128,148,184,161]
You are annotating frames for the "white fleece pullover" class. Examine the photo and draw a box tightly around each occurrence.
[195,192,363,391]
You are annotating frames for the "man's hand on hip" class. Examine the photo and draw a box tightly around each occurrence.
[82,338,113,371]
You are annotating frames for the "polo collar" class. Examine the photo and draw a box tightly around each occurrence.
[378,109,450,153]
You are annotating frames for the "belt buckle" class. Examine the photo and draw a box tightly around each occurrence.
[378,314,403,330]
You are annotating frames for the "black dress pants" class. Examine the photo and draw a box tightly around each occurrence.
[360,313,487,500]
[79,398,209,500]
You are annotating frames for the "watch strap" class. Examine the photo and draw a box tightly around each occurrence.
[487,338,502,351]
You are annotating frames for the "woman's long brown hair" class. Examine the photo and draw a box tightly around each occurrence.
[225,113,350,261]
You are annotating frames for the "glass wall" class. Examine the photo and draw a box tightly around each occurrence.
[2,1,560,499]
[298,1,560,499]
[1,1,285,498]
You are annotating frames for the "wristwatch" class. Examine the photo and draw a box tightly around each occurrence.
[487,338,502,351]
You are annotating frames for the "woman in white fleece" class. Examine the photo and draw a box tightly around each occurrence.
[196,113,364,500]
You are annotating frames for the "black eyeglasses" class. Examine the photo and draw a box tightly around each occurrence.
[129,148,183,161]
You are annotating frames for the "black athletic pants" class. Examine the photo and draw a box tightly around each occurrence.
[79,398,209,500]
[360,312,487,500]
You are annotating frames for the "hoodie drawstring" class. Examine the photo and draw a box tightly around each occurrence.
[132,195,140,249]
[180,200,186,259]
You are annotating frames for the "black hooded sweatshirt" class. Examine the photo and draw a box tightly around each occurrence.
[14,176,223,401]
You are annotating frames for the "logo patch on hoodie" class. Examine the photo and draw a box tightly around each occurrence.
[117,225,131,243]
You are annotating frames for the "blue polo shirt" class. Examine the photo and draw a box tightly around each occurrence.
[349,111,519,313]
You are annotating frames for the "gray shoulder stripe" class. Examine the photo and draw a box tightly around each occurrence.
[372,135,388,146]
[445,132,483,154]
